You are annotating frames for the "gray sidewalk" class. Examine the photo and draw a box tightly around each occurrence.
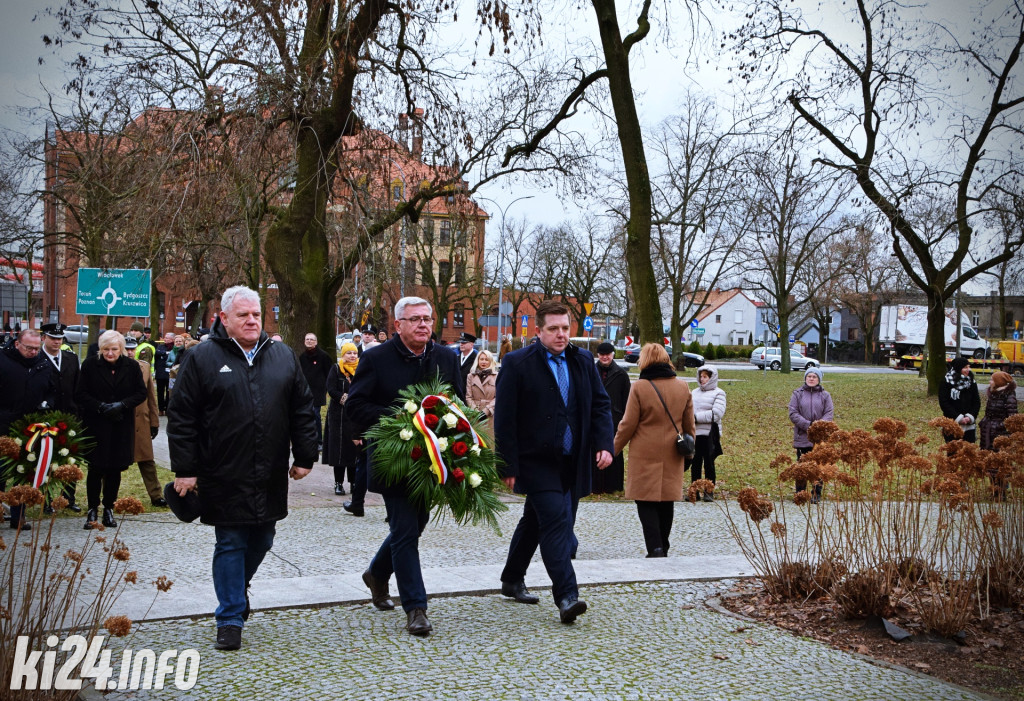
[30,426,978,699]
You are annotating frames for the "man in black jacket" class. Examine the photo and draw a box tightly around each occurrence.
[593,342,629,494]
[299,332,332,449]
[40,323,83,513]
[494,300,614,623]
[346,296,464,637]
[155,332,174,415]
[0,329,57,530]
[168,286,319,651]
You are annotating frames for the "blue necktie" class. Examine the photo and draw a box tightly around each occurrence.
[553,356,572,453]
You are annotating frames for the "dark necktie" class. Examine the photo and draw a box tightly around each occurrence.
[552,356,572,453]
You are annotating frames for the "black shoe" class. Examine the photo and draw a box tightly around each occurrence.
[102,509,117,528]
[334,482,346,496]
[406,608,432,636]
[343,501,364,517]
[214,625,242,651]
[362,570,396,611]
[43,504,54,515]
[10,520,30,531]
[558,597,587,624]
[67,503,82,513]
[646,548,666,558]
[501,581,540,604]
[702,491,714,503]
[84,509,98,530]
[151,498,168,508]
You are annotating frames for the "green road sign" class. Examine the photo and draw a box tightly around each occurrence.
[76,268,151,317]
[693,328,706,336]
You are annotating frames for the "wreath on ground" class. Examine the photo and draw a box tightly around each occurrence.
[364,377,507,532]
[0,411,91,502]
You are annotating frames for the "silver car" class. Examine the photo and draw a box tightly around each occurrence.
[749,346,820,371]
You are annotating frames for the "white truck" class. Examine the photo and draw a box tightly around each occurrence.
[879,304,990,359]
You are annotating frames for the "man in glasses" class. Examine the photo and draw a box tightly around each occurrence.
[0,330,57,530]
[346,296,464,637]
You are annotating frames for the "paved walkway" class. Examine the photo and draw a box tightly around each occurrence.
[1,425,976,698]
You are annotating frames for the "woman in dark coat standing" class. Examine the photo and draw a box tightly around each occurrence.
[75,330,148,528]
[938,356,981,444]
[323,342,360,496]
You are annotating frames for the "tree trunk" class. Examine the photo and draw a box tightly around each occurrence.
[591,0,661,345]
[925,292,948,395]
[778,313,791,373]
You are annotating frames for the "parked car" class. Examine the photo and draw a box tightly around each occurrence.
[749,346,820,371]
[63,325,89,344]
[623,345,705,368]
[335,332,356,350]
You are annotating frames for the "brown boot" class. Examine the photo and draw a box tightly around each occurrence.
[406,608,432,636]
[362,569,395,610]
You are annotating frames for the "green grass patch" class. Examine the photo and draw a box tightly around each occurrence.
[594,370,944,501]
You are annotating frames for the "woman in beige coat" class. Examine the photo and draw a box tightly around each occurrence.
[466,349,497,418]
[613,343,695,558]
[132,344,164,506]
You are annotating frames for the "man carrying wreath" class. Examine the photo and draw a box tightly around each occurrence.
[346,296,464,637]
[494,300,614,623]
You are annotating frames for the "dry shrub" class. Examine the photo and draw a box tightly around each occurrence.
[766,561,815,600]
[687,478,715,503]
[929,416,963,440]
[1004,414,1024,434]
[915,575,975,637]
[813,557,848,593]
[807,420,839,444]
[831,567,892,619]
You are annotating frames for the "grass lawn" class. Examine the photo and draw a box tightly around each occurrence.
[597,368,947,501]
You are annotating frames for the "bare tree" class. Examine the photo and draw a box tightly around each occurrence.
[561,215,617,331]
[733,0,1024,392]
[739,137,852,372]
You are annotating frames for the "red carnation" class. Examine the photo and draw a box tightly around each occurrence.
[424,414,439,429]
[71,445,79,454]
[57,422,68,431]
[452,441,469,457]
[452,468,465,482]
[411,446,423,460]
[421,396,439,409]
[57,434,68,446]
[456,418,471,433]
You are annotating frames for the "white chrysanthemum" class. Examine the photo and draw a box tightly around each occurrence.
[59,448,70,457]
[27,453,36,462]
[470,445,481,456]
[437,437,449,452]
[14,438,23,446]
[68,457,76,465]
[404,400,418,414]
[68,431,76,437]
[467,472,482,488]
[399,428,415,441]
[443,413,458,428]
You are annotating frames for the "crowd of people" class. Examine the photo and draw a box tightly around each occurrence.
[3,289,1019,652]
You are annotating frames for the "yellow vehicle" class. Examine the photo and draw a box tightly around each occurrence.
[996,340,1024,377]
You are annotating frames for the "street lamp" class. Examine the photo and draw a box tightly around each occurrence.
[477,195,533,342]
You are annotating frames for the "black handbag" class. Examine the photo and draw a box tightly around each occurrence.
[710,419,724,458]
[646,380,695,458]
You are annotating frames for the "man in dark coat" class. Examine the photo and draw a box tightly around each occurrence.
[457,332,478,388]
[593,342,629,494]
[346,296,464,637]
[168,286,319,651]
[40,322,83,512]
[299,332,332,449]
[0,329,57,529]
[494,300,614,623]
[155,332,174,414]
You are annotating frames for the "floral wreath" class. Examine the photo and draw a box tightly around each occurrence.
[0,411,92,502]
[364,376,507,531]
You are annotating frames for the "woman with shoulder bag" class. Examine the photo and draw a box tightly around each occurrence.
[691,365,726,502]
[323,342,360,496]
[612,343,695,558]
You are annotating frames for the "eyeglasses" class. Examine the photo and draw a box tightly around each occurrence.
[18,344,41,352]
[399,316,434,326]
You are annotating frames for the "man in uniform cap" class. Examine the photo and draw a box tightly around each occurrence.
[358,324,379,355]
[457,332,478,389]
[40,323,83,512]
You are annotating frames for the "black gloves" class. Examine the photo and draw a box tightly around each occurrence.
[150,426,159,439]
[100,402,126,420]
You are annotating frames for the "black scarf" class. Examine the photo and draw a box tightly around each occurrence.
[639,362,676,380]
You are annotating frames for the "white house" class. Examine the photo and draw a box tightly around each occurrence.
[682,288,761,346]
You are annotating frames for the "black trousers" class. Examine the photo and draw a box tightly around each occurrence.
[689,434,717,484]
[86,468,122,511]
[635,500,674,555]
[156,378,170,412]
[348,450,368,507]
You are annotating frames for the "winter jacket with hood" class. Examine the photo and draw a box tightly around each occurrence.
[167,320,319,526]
[788,379,834,449]
[691,364,726,437]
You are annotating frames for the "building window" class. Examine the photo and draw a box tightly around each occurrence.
[734,310,743,324]
[715,314,722,324]
[438,260,452,281]
[848,328,858,341]
[440,220,451,246]
[971,311,979,328]
[456,226,467,248]
[422,219,434,245]
[453,305,464,327]
[1006,311,1015,329]
[392,181,404,200]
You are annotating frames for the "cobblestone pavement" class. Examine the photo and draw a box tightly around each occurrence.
[95,580,981,701]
